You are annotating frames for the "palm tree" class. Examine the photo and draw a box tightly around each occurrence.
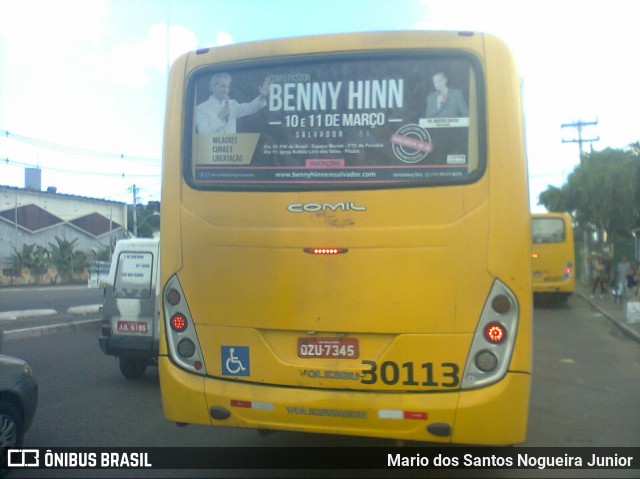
[48,237,86,283]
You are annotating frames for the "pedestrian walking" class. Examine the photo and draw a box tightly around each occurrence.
[591,254,606,298]
[614,255,631,305]
[627,260,640,299]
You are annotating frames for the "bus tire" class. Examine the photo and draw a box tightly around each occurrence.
[119,357,147,380]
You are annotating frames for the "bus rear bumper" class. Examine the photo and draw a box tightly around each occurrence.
[159,357,529,445]
[533,285,574,294]
[532,279,575,294]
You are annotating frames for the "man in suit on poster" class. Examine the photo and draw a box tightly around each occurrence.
[196,73,271,134]
[425,72,468,118]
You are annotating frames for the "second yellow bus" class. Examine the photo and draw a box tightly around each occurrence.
[531,212,576,304]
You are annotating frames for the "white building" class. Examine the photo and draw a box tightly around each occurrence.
[0,172,128,271]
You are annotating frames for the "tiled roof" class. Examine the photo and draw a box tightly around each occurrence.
[69,213,122,237]
[0,184,125,204]
[0,205,123,237]
[0,204,63,232]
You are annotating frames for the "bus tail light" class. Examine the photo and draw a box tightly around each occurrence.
[491,295,511,314]
[167,288,181,305]
[563,261,573,279]
[474,350,498,372]
[484,323,506,343]
[462,279,519,389]
[177,338,196,357]
[170,313,188,332]
[163,275,207,375]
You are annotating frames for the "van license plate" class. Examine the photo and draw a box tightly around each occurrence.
[116,321,148,333]
[298,337,359,358]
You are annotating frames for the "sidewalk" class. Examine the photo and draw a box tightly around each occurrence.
[574,282,640,344]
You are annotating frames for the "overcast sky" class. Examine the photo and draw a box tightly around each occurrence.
[1,0,639,210]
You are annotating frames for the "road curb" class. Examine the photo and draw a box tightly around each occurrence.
[0,309,58,320]
[67,305,101,315]
[575,291,640,344]
[1,317,101,343]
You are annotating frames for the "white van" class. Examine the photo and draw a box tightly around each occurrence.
[98,238,160,379]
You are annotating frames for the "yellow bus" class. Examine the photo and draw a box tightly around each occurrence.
[159,31,531,445]
[531,212,575,304]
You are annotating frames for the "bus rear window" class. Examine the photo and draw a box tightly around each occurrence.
[185,53,485,190]
[532,218,566,244]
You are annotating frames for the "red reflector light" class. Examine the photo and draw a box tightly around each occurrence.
[303,248,348,255]
[170,313,188,332]
[403,411,428,420]
[484,323,506,344]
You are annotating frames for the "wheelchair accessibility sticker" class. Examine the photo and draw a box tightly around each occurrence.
[221,346,250,376]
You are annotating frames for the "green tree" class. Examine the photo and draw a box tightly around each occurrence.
[6,244,49,279]
[127,201,160,238]
[538,186,566,213]
[7,244,36,275]
[538,144,640,241]
[48,237,87,283]
[30,245,49,278]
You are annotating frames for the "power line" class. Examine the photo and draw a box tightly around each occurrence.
[1,157,160,178]
[1,157,160,203]
[561,119,599,163]
[1,129,160,165]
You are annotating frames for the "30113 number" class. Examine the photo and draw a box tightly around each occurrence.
[360,360,460,387]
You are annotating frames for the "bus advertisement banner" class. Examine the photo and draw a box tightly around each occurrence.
[189,55,481,187]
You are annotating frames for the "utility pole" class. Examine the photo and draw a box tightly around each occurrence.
[561,119,599,282]
[561,119,600,163]
[131,184,139,237]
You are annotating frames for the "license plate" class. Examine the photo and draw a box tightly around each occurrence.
[298,337,359,358]
[116,320,148,333]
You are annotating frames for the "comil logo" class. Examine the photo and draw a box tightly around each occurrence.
[287,202,367,213]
